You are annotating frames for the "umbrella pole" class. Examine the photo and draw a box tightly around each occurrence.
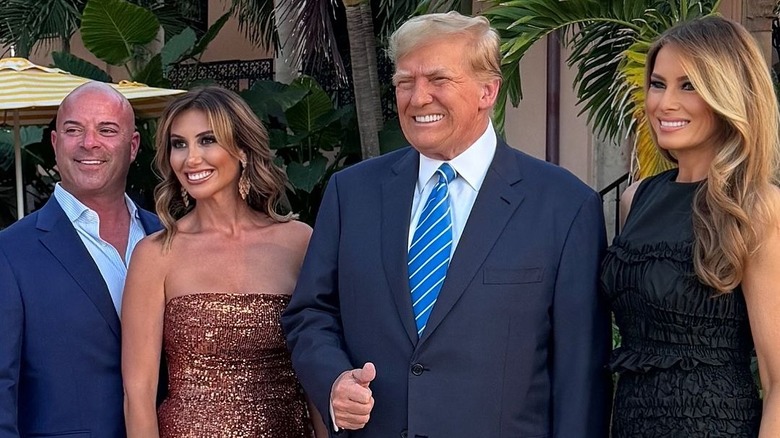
[13,111,23,219]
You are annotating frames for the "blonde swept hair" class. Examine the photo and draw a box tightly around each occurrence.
[153,86,291,249]
[387,11,502,85]
[645,16,780,293]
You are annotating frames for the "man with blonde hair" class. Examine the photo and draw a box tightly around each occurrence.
[284,12,611,437]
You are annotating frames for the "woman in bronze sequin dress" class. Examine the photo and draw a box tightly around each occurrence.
[121,86,327,438]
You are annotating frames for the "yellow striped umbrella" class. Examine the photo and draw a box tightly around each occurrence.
[0,57,185,219]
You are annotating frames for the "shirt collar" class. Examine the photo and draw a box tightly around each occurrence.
[416,120,497,193]
[53,183,139,224]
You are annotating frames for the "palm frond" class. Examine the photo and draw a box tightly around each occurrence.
[375,0,419,39]
[483,0,650,134]
[227,0,278,51]
[278,0,347,82]
[0,0,84,56]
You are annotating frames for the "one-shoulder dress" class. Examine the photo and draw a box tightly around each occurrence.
[601,169,761,437]
[157,293,314,438]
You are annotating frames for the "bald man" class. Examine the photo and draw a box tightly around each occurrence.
[0,82,162,437]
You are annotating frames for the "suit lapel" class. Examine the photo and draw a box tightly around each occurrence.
[37,199,121,340]
[381,149,420,345]
[137,207,162,234]
[420,142,525,344]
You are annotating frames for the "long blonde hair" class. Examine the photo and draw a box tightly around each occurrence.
[645,16,780,293]
[153,86,291,249]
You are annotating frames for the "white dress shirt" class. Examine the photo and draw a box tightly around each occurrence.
[53,183,146,314]
[408,121,497,254]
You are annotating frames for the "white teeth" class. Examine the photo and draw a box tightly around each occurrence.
[187,170,213,181]
[78,160,103,165]
[660,120,688,128]
[414,114,444,123]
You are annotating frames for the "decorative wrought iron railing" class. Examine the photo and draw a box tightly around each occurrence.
[168,58,274,92]
[599,172,630,238]
[308,49,398,122]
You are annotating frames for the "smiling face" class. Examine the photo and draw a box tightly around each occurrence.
[646,44,721,158]
[393,36,499,160]
[168,109,242,203]
[51,85,139,203]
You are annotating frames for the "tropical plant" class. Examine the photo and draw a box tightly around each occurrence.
[242,76,407,223]
[72,0,231,87]
[0,0,202,58]
[0,0,84,56]
[483,0,720,179]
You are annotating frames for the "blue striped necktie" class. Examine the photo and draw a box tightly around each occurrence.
[408,163,456,337]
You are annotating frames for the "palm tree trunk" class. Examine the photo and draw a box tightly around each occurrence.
[344,0,381,159]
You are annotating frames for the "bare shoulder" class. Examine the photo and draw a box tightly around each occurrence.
[766,184,780,216]
[620,180,642,210]
[761,184,780,237]
[744,185,780,276]
[273,219,313,251]
[129,231,169,269]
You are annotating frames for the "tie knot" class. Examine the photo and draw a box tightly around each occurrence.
[437,163,456,185]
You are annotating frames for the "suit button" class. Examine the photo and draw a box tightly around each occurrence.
[411,363,424,376]
[400,430,408,438]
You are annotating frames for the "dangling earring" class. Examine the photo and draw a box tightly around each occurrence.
[181,186,190,208]
[238,159,250,201]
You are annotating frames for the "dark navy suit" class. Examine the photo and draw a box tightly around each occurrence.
[283,141,612,438]
[0,197,160,438]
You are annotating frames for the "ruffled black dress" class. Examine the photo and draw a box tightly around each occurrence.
[602,169,761,437]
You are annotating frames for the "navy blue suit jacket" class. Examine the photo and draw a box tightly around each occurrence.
[283,142,612,438]
[0,197,161,438]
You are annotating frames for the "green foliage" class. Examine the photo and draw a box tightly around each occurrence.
[0,0,84,57]
[161,28,197,70]
[483,0,719,178]
[52,51,113,82]
[189,11,232,60]
[80,0,160,66]
[242,77,363,223]
[229,0,277,50]
[132,53,166,87]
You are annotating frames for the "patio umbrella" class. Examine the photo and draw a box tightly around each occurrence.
[0,57,185,219]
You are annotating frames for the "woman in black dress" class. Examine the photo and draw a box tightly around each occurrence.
[603,16,780,437]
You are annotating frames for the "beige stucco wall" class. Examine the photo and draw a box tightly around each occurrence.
[199,1,272,62]
[501,38,595,186]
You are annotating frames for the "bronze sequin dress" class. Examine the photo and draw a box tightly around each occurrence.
[158,293,314,438]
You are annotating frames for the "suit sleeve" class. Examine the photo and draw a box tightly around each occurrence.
[552,191,612,438]
[281,174,354,430]
[0,246,22,437]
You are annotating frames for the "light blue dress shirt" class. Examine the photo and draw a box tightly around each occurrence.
[409,121,497,255]
[53,183,146,315]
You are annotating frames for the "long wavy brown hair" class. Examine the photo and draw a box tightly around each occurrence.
[153,86,291,249]
[645,16,780,293]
